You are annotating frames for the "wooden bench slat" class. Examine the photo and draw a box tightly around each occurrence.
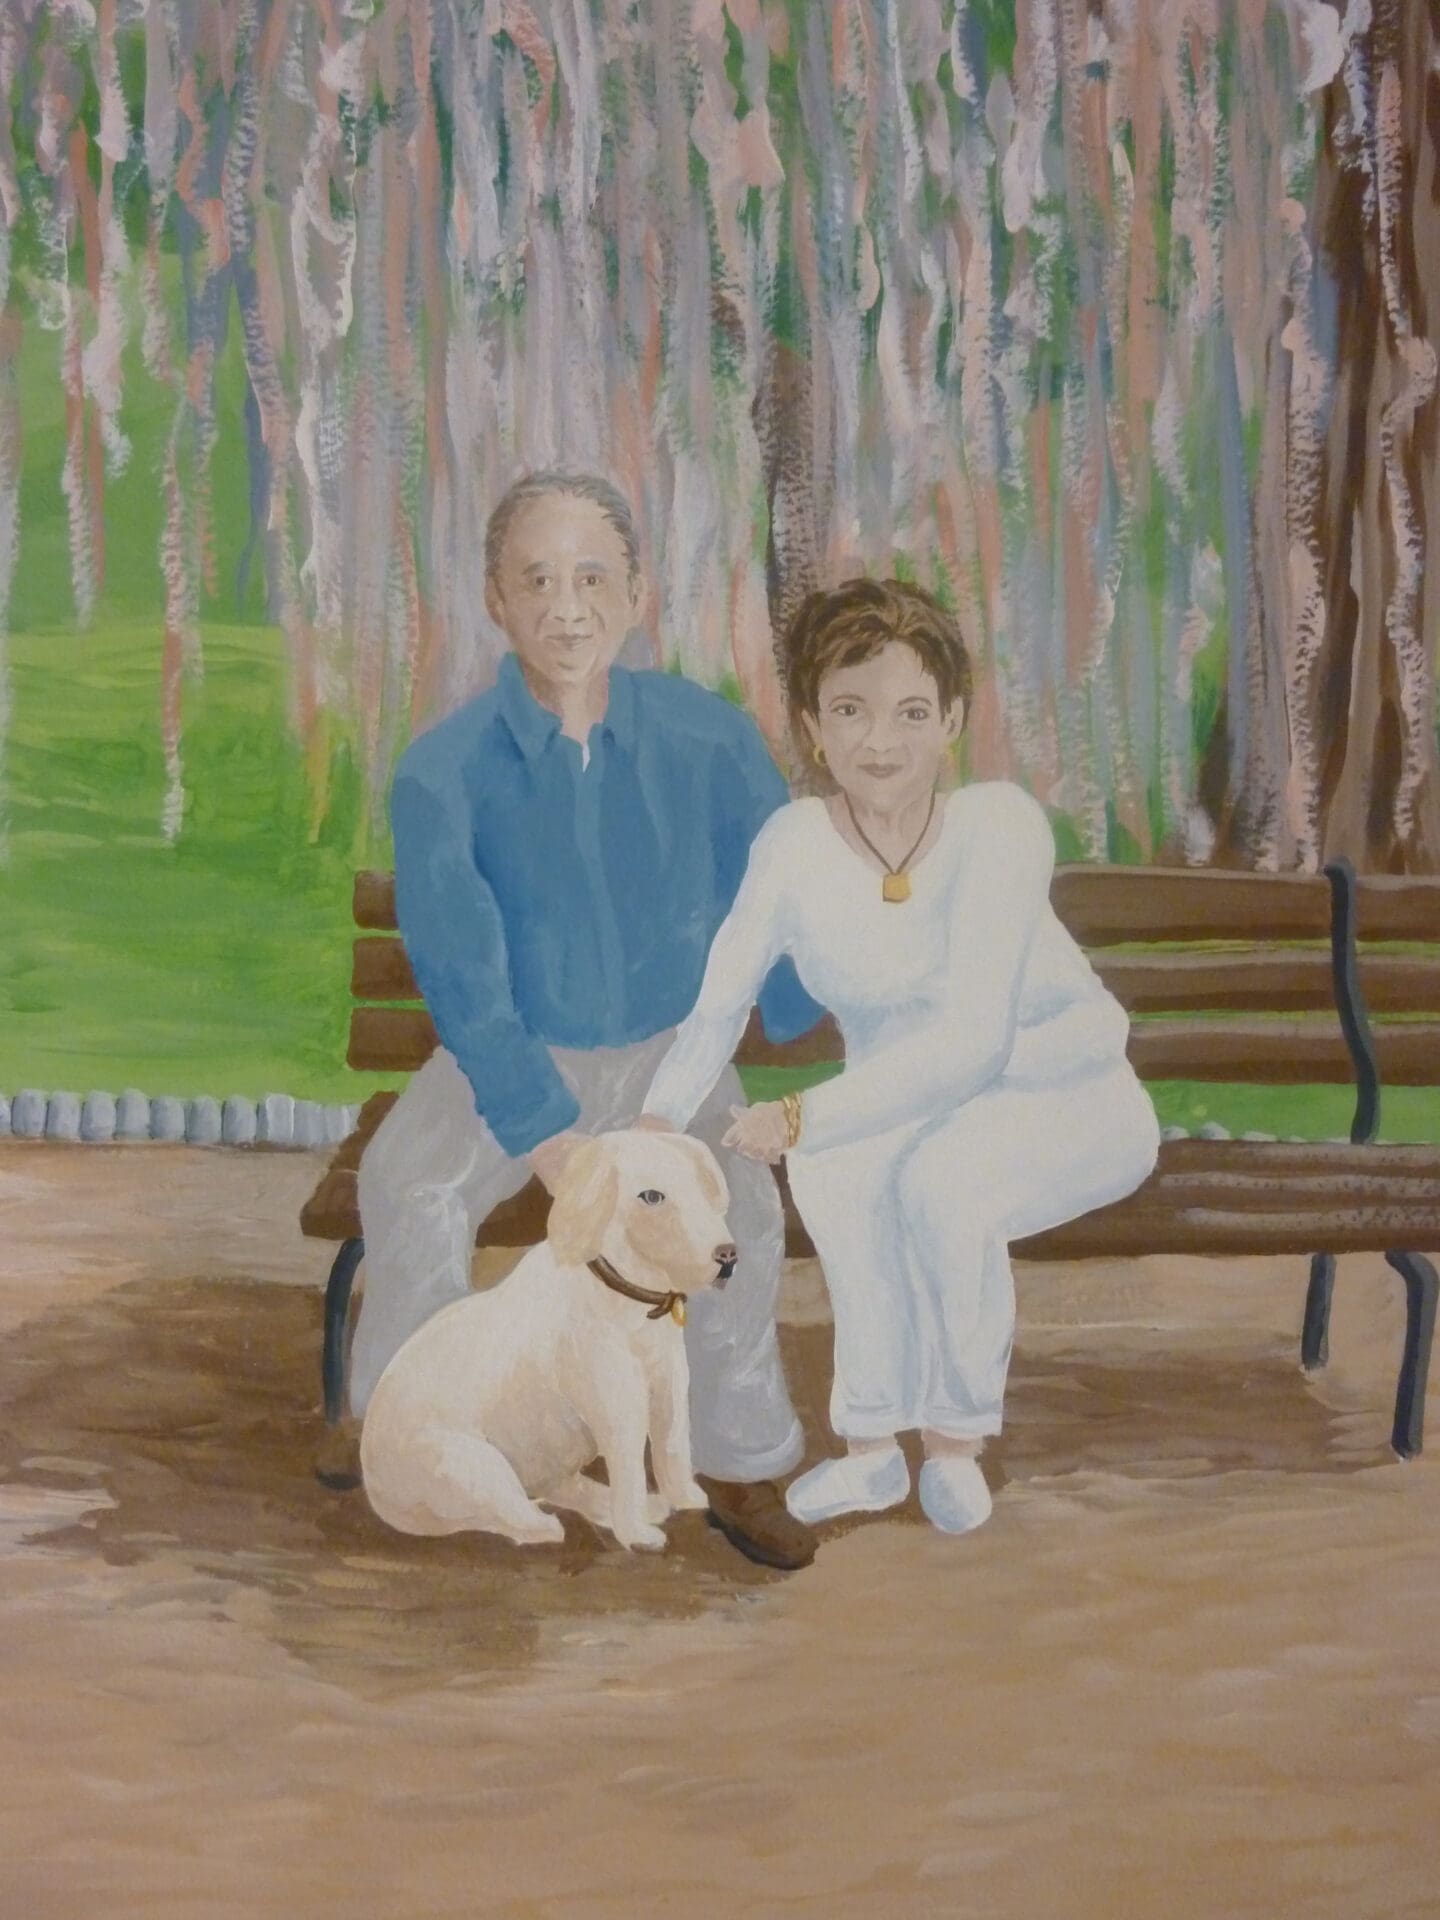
[1050,866,1440,945]
[348,1006,438,1071]
[304,1169,1440,1258]
[353,871,397,930]
[1096,950,1440,1014]
[345,1004,849,1073]
[353,934,1440,1017]
[1127,1021,1440,1085]
[327,1091,399,1171]
[304,1137,1440,1257]
[348,935,857,1021]
[300,1167,355,1240]
[1145,1169,1440,1206]
[355,863,1440,945]
[347,1002,1440,1085]
[1150,1139,1440,1173]
[735,1011,845,1067]
[1015,1205,1440,1259]
[351,937,416,1001]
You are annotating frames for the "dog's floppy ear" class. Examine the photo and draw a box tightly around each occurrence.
[546,1137,620,1267]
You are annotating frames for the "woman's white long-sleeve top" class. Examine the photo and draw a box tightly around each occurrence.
[642,783,1133,1154]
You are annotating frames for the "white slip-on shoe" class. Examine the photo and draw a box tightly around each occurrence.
[918,1456,993,1534]
[784,1446,910,1525]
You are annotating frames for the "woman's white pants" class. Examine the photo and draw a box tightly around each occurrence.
[349,1034,804,1484]
[786,1063,1160,1441]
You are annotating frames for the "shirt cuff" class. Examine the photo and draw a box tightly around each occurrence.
[477,1076,582,1162]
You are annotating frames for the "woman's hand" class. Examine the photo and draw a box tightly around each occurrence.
[722,1101,790,1163]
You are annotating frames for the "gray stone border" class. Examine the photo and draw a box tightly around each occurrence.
[0,1090,361,1148]
[1159,1122,1363,1145]
[3,1096,1361,1153]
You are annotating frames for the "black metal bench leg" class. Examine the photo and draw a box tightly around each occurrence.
[322,1237,365,1427]
[1385,1251,1437,1460]
[1301,1252,1337,1370]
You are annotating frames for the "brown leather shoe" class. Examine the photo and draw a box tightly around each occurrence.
[697,1475,817,1571]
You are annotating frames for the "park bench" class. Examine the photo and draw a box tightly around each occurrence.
[303,860,1440,1457]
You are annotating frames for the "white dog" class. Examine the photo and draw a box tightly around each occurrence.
[359,1130,736,1550]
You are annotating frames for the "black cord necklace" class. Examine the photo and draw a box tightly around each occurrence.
[842,788,937,903]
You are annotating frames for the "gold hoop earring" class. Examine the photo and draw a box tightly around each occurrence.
[812,743,827,769]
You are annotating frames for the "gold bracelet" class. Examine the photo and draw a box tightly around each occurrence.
[781,1091,803,1150]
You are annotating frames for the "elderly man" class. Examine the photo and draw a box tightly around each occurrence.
[347,470,821,1571]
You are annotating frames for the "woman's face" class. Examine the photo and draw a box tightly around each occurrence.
[802,641,964,813]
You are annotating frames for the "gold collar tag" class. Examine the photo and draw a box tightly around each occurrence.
[882,871,912,904]
[670,1297,687,1327]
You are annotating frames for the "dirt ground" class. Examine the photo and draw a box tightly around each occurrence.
[0,1143,1437,1918]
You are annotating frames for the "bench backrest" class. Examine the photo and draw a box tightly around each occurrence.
[346,865,1440,1088]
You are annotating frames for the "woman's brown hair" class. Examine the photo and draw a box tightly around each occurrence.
[777,577,974,723]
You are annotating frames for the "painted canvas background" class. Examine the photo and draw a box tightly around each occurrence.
[1,7,1439,1917]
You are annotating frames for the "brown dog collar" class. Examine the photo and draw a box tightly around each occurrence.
[587,1257,688,1326]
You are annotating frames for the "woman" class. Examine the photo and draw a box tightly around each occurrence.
[642,579,1159,1535]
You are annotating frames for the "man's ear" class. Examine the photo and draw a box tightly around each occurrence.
[484,575,506,629]
[546,1138,620,1267]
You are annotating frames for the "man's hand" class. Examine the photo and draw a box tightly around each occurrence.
[529,1128,591,1195]
[721,1101,789,1164]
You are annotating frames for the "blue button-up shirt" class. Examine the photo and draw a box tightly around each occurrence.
[391,654,823,1157]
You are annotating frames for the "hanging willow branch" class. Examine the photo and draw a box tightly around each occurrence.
[0,0,1435,870]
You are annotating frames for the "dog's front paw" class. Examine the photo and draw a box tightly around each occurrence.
[615,1520,668,1552]
[669,1478,708,1512]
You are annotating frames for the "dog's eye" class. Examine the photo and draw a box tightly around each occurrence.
[637,1189,665,1206]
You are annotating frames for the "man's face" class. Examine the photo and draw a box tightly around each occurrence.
[485,493,640,695]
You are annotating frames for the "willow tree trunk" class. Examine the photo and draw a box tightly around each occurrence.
[1313,0,1440,873]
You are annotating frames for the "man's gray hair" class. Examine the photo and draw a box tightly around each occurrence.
[484,470,641,586]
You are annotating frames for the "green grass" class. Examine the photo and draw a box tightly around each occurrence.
[1127,1080,1440,1144]
[2,621,398,1105]
[1,264,394,1101]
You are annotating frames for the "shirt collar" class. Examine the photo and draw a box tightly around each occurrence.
[496,652,637,761]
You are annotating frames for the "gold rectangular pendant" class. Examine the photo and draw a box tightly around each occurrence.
[882,872,911,903]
